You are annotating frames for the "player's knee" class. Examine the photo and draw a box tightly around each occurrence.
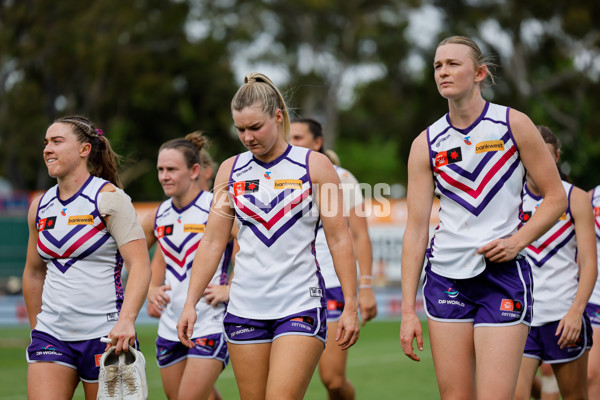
[589,363,600,385]
[513,391,532,400]
[322,374,351,393]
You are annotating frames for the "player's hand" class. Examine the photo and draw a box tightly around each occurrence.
[336,304,360,350]
[147,301,162,318]
[106,319,136,354]
[147,284,171,313]
[358,286,378,325]
[203,284,229,307]
[177,304,198,349]
[556,309,582,349]
[400,311,423,362]
[477,237,521,263]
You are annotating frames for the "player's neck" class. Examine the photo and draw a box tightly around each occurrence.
[57,169,91,200]
[173,186,202,210]
[447,94,486,129]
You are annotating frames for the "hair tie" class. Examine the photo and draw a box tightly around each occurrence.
[96,128,104,136]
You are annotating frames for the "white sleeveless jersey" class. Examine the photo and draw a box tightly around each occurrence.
[36,176,124,340]
[426,102,525,279]
[589,185,600,305]
[522,181,578,325]
[154,191,232,341]
[316,165,363,288]
[228,145,325,319]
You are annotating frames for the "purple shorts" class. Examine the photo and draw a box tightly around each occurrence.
[586,303,600,327]
[524,314,593,363]
[223,307,327,345]
[156,333,229,368]
[423,257,533,326]
[325,287,344,322]
[26,329,138,382]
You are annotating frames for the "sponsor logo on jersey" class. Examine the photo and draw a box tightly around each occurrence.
[327,300,344,311]
[233,180,260,196]
[67,215,94,225]
[595,207,600,218]
[264,171,272,179]
[235,165,253,177]
[443,287,459,298]
[177,216,182,223]
[38,216,57,231]
[559,211,567,220]
[61,208,67,216]
[106,312,119,322]
[274,179,303,190]
[309,287,323,297]
[195,338,216,349]
[184,224,205,233]
[500,299,523,313]
[464,136,472,145]
[39,201,55,214]
[157,224,174,238]
[519,211,532,223]
[434,134,451,148]
[475,140,504,154]
[435,147,462,168]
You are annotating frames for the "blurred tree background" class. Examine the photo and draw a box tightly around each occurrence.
[0,0,599,200]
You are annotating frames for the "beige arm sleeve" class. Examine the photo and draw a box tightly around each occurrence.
[98,189,146,248]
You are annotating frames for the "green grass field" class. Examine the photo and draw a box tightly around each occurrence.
[0,321,438,399]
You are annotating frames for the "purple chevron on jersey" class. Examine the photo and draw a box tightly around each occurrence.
[428,103,524,218]
[434,155,522,216]
[162,232,197,254]
[527,230,576,268]
[442,131,513,182]
[41,224,87,247]
[234,201,313,247]
[47,232,112,274]
[231,145,315,248]
[165,259,194,282]
[523,181,578,269]
[39,209,102,247]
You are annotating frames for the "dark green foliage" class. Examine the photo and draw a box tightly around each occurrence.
[1,0,599,194]
[0,0,240,200]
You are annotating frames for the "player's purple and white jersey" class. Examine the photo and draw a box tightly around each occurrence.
[228,145,325,319]
[426,102,525,279]
[36,175,123,340]
[522,181,578,325]
[154,192,232,341]
[589,185,600,306]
